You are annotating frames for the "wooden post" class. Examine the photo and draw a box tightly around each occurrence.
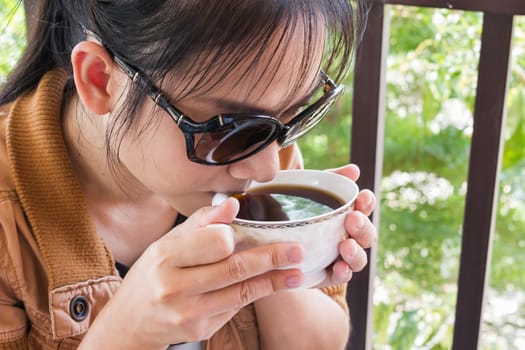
[452,12,513,350]
[346,2,389,349]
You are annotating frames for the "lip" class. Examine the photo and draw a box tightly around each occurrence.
[215,181,252,196]
[209,186,251,206]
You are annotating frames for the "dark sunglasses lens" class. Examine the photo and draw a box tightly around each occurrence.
[195,120,279,164]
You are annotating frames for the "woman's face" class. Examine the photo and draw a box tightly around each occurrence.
[116,26,326,216]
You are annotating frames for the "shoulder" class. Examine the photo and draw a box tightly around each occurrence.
[0,190,38,346]
[0,102,27,303]
[0,111,31,336]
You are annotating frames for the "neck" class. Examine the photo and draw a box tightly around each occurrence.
[62,96,142,200]
[62,97,178,265]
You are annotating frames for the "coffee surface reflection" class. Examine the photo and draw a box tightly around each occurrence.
[234,184,345,221]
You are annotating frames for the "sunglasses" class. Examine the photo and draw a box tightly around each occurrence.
[112,55,344,165]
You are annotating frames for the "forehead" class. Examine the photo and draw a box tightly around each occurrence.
[171,19,327,108]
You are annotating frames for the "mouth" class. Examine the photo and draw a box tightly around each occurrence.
[210,182,252,206]
[216,181,252,196]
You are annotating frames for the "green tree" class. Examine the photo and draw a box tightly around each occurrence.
[299,6,525,350]
[2,2,524,349]
[0,0,25,83]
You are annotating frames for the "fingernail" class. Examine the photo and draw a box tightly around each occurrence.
[287,246,304,263]
[344,265,353,281]
[353,214,365,230]
[347,239,358,258]
[286,274,303,288]
[365,195,374,208]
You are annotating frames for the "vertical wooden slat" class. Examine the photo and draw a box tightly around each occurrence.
[452,12,513,350]
[346,3,389,350]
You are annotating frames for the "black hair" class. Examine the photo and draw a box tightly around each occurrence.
[0,0,369,167]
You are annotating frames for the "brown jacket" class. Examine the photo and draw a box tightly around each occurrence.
[0,69,347,349]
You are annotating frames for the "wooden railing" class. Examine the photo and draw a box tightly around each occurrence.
[346,1,524,349]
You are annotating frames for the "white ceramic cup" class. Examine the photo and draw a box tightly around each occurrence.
[212,169,359,288]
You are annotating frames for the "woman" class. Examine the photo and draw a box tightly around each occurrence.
[0,0,376,349]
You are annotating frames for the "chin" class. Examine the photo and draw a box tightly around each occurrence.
[172,192,215,217]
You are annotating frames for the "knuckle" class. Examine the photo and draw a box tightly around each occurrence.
[227,254,249,281]
[185,322,207,342]
[174,308,209,341]
[146,241,173,269]
[152,278,184,303]
[237,281,258,306]
[210,226,235,256]
[146,240,166,260]
[267,274,282,292]
[236,276,279,308]
[265,245,284,268]
[152,284,173,304]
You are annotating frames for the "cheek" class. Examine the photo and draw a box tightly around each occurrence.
[155,161,224,216]
[118,114,189,183]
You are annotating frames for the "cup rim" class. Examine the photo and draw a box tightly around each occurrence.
[213,169,359,228]
[232,200,354,228]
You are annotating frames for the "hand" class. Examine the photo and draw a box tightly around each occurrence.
[317,164,377,288]
[81,198,305,349]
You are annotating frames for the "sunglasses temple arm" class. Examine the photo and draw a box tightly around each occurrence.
[111,56,188,124]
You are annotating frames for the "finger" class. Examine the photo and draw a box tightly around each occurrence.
[344,211,377,248]
[156,198,239,267]
[202,269,304,316]
[316,260,352,287]
[332,260,354,285]
[339,238,368,272]
[163,224,236,267]
[181,197,240,228]
[354,189,376,216]
[190,243,305,293]
[325,164,360,182]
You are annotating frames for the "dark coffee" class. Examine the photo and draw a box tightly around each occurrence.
[234,184,345,221]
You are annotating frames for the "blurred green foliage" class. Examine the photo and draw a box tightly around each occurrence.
[299,6,525,350]
[0,0,25,85]
[1,1,524,349]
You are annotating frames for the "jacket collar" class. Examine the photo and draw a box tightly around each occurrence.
[6,68,116,291]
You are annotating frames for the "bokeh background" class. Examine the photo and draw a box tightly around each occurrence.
[1,1,524,349]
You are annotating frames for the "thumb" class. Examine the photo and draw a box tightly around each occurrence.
[159,197,240,267]
[327,164,360,182]
[184,197,240,228]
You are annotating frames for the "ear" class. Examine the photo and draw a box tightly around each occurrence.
[71,41,115,115]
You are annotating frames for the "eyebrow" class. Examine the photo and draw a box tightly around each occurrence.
[206,76,321,118]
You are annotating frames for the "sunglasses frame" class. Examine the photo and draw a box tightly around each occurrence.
[112,55,344,165]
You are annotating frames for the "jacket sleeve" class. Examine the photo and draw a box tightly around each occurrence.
[0,195,29,348]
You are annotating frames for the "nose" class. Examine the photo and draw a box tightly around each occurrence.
[228,142,281,182]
